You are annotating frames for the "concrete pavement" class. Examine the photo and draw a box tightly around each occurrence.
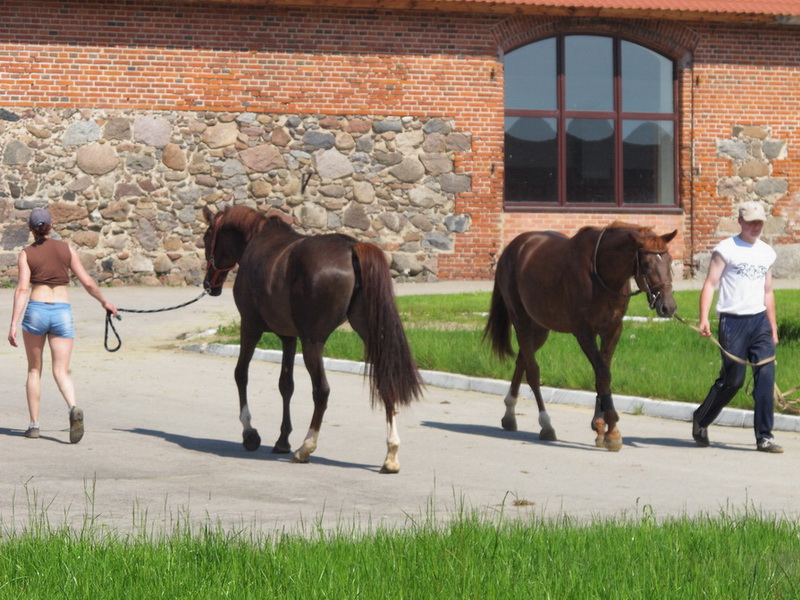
[1,282,799,536]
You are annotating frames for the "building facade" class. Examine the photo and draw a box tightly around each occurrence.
[1,0,799,284]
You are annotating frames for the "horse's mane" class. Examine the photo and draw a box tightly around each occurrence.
[577,221,666,252]
[219,205,291,237]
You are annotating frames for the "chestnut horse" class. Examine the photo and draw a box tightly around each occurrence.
[202,205,422,473]
[484,222,677,451]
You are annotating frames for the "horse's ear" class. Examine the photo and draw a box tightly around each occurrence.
[202,206,215,224]
[662,229,678,244]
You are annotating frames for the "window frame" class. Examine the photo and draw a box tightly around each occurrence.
[503,34,681,213]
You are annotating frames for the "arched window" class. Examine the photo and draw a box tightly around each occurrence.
[504,35,678,209]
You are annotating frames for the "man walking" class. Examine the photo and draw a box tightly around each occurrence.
[693,200,783,453]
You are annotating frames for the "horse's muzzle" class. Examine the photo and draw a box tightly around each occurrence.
[204,279,223,297]
[655,295,677,318]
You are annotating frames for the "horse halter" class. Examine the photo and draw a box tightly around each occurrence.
[591,228,671,308]
[636,250,673,310]
[205,214,236,289]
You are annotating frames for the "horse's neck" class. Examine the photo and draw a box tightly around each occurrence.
[243,218,303,255]
[260,218,300,241]
[592,228,637,283]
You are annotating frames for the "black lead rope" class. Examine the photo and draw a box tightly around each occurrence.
[104,288,210,352]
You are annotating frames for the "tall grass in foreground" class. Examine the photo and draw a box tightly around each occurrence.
[1,508,798,599]
[215,290,800,409]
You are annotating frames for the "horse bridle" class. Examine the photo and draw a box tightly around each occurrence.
[205,214,236,288]
[591,227,672,309]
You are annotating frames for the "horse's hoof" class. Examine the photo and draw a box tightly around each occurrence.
[272,444,291,454]
[501,416,518,431]
[539,428,557,442]
[380,463,400,474]
[604,435,623,452]
[291,451,310,464]
[242,429,261,452]
[595,436,606,448]
[592,417,605,433]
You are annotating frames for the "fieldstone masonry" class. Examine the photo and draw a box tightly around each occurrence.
[694,125,800,277]
[0,108,472,286]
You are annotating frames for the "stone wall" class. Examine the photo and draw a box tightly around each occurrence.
[0,108,471,285]
[715,125,788,239]
[692,124,800,277]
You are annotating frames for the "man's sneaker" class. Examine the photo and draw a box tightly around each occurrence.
[24,426,40,439]
[692,417,710,447]
[69,407,84,444]
[757,438,784,453]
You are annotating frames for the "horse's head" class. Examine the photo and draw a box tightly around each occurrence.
[202,206,240,296]
[633,229,678,318]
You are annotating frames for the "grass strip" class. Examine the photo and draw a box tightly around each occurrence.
[1,508,798,599]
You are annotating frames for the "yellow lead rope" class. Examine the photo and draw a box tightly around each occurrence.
[672,313,799,412]
[672,313,775,367]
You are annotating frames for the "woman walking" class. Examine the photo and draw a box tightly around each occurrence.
[8,207,117,443]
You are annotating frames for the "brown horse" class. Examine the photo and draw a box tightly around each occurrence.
[201,205,422,473]
[484,222,677,451]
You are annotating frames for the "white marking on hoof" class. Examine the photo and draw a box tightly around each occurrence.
[604,433,623,452]
[381,416,401,473]
[593,418,606,447]
[239,405,252,429]
[293,428,318,463]
[538,411,557,441]
[501,392,518,431]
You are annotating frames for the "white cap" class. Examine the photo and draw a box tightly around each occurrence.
[739,201,766,222]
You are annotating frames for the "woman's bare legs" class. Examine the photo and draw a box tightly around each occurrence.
[22,330,46,425]
[22,331,80,441]
[48,335,76,409]
[49,334,83,443]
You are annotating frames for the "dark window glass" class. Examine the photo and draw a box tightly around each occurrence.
[504,117,558,203]
[566,119,614,204]
[622,120,675,204]
[503,35,678,209]
[565,36,613,112]
[622,41,673,113]
[505,38,557,111]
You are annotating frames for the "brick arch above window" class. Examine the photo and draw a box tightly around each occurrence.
[492,16,700,67]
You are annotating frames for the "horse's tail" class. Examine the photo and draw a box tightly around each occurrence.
[352,243,423,410]
[483,279,514,360]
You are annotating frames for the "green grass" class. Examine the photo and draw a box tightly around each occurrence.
[2,507,799,599]
[215,290,800,411]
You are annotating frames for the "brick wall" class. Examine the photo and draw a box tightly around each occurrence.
[2,1,799,281]
[0,0,506,279]
[686,23,800,267]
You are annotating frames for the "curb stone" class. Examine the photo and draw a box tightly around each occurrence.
[185,343,800,434]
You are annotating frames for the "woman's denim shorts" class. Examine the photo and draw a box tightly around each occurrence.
[21,301,75,339]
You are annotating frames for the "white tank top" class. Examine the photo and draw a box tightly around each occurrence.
[713,235,776,315]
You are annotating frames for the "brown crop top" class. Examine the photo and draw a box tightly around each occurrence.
[23,239,72,286]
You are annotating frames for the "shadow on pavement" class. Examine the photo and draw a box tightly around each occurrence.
[119,427,379,471]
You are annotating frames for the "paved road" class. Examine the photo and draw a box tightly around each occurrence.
[1,283,798,535]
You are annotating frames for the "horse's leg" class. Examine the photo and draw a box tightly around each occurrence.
[292,341,329,464]
[597,326,623,451]
[500,329,558,442]
[514,329,556,441]
[574,327,622,452]
[501,355,525,432]
[347,308,403,474]
[381,406,401,474]
[273,336,297,454]
[236,323,263,451]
